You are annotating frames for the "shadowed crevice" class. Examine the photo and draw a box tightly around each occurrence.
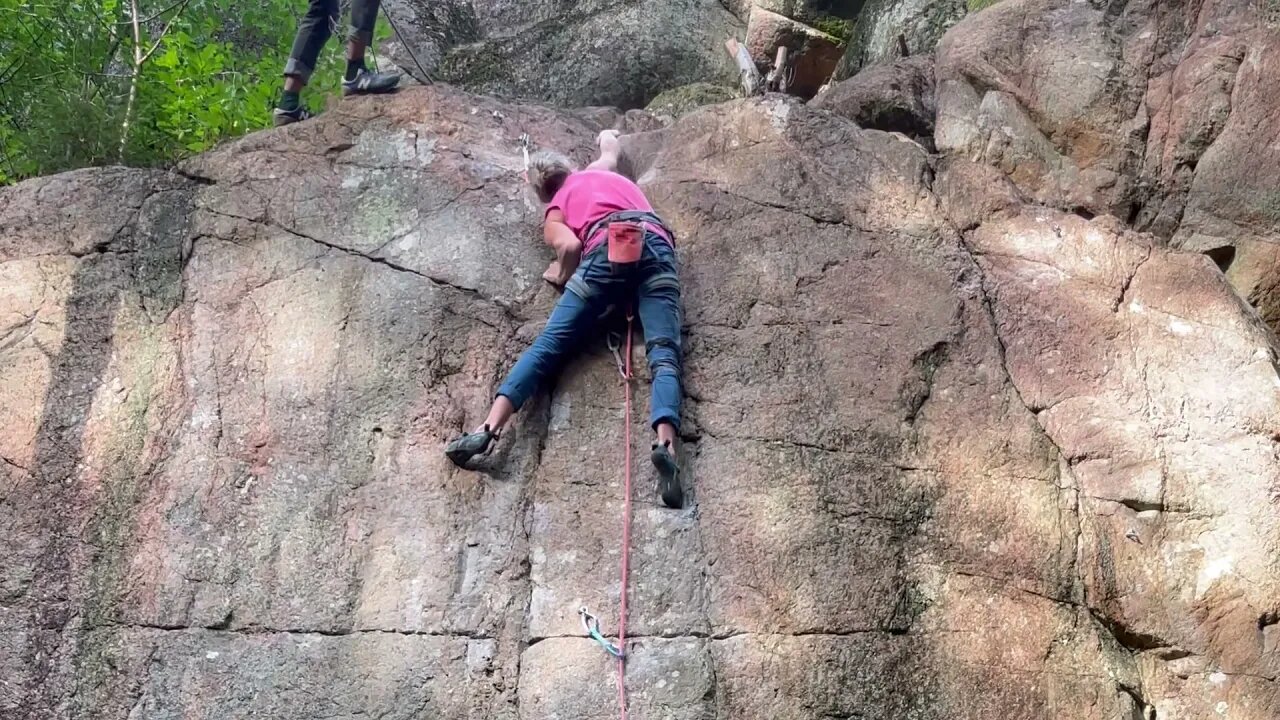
[7,178,195,719]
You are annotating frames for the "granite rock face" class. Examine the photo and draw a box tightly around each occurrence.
[381,0,743,108]
[811,54,936,140]
[833,0,967,79]
[2,43,1279,720]
[934,0,1280,327]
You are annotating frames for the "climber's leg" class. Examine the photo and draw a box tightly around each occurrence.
[636,235,684,507]
[347,0,380,50]
[495,288,600,413]
[283,0,338,86]
[276,0,339,125]
[447,253,612,468]
[637,238,683,434]
[341,0,400,96]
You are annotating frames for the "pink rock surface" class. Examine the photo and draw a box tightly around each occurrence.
[1,80,1277,719]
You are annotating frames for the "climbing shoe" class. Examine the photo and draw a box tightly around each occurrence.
[341,68,401,96]
[651,441,683,509]
[445,426,497,468]
[272,106,313,127]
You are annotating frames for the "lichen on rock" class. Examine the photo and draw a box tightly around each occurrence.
[646,82,740,119]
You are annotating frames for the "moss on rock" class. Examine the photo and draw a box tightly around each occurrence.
[812,15,856,44]
[438,45,513,90]
[645,83,739,119]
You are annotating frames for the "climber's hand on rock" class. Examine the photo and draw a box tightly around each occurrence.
[597,129,621,154]
[542,261,570,289]
[598,128,621,143]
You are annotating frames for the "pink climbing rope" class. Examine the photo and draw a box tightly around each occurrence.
[616,311,634,720]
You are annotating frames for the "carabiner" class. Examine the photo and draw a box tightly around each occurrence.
[579,606,624,658]
[606,333,628,380]
[519,133,531,173]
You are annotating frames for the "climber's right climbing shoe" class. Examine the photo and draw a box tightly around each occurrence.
[651,441,683,509]
[445,426,496,468]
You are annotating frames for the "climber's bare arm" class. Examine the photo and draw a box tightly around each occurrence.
[542,208,582,287]
[585,129,622,172]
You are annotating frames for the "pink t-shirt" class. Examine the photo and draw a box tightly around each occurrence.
[546,170,672,254]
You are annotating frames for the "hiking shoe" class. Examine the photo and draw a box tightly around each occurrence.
[445,426,497,468]
[272,106,313,126]
[651,442,683,509]
[342,68,401,96]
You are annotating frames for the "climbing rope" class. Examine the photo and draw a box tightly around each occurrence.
[614,309,635,720]
[595,313,636,719]
[380,4,434,84]
[512,107,629,718]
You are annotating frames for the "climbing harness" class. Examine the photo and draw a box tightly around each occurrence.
[579,607,624,658]
[584,211,670,268]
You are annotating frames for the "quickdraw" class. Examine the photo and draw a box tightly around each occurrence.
[519,132,531,174]
[606,329,628,380]
[579,607,625,658]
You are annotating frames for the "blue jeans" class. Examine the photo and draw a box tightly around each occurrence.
[497,233,683,430]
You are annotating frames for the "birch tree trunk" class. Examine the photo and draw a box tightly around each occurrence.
[118,0,188,163]
[725,38,763,96]
[118,0,143,163]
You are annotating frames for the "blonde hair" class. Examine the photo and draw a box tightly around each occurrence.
[528,150,574,203]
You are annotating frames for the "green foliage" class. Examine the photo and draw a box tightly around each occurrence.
[811,16,855,45]
[967,0,1002,12]
[0,0,391,183]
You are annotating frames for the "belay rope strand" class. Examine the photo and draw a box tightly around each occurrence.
[385,2,636,705]
[615,310,635,720]
[594,312,636,718]
[512,100,627,717]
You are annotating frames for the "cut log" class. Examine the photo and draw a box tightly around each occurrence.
[725,37,763,96]
[767,45,791,93]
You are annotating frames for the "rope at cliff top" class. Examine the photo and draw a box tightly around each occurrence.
[380,4,433,84]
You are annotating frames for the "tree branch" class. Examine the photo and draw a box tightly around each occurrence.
[115,0,190,26]
[141,0,192,64]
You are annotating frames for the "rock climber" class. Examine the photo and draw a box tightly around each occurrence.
[273,0,401,126]
[445,130,686,508]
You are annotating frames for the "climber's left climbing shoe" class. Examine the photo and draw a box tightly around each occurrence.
[445,426,496,468]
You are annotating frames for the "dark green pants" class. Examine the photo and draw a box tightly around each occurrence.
[283,0,381,82]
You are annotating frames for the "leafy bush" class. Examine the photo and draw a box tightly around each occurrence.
[0,0,390,183]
